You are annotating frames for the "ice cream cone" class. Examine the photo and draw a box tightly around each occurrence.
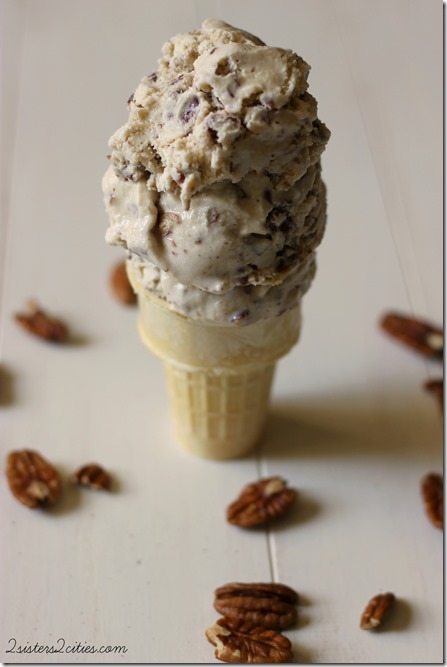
[127,262,301,459]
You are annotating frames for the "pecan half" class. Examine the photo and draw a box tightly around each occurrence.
[424,379,444,412]
[380,312,443,359]
[421,473,443,529]
[72,463,111,491]
[110,261,136,305]
[15,301,68,343]
[360,592,395,630]
[214,582,298,630]
[205,618,293,663]
[6,450,62,508]
[226,477,297,527]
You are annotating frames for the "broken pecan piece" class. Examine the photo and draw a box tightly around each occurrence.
[421,473,443,529]
[226,477,296,527]
[110,261,136,305]
[424,379,444,412]
[214,582,298,630]
[6,450,62,508]
[205,617,293,663]
[380,312,443,359]
[15,301,68,343]
[72,463,111,491]
[159,212,181,237]
[360,592,395,630]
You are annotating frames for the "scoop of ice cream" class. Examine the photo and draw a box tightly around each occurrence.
[103,19,330,325]
[128,252,317,326]
[108,18,329,203]
[103,162,326,293]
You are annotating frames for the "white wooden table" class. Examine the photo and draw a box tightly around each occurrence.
[0,0,443,663]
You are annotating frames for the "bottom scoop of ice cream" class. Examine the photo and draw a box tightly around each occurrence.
[127,251,316,326]
[103,162,326,295]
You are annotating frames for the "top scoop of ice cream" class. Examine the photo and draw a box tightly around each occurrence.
[107,19,328,202]
[103,19,330,322]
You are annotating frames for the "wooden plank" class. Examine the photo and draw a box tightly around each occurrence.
[264,1,443,662]
[332,0,443,320]
[0,1,265,663]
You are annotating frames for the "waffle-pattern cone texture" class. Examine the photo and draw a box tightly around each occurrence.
[127,263,301,459]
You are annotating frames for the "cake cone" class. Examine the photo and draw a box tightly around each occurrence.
[127,262,301,459]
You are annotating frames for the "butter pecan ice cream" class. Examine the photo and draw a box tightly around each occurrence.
[103,18,330,325]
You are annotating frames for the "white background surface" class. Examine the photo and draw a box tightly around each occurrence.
[0,0,443,663]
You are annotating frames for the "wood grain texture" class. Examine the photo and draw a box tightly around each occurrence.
[0,0,442,662]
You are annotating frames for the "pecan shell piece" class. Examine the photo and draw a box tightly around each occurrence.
[6,450,62,508]
[380,312,443,359]
[72,463,111,491]
[15,301,68,343]
[421,473,443,529]
[360,592,395,630]
[226,477,297,527]
[214,582,298,630]
[205,617,293,664]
